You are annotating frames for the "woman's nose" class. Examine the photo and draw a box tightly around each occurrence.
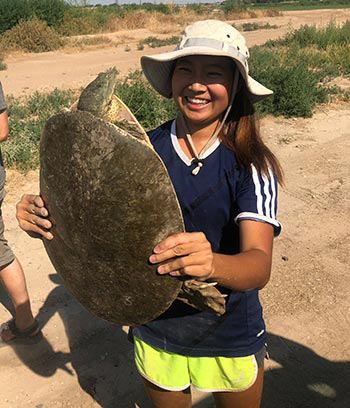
[188,81,207,92]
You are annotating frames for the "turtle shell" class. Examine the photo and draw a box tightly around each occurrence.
[40,110,184,326]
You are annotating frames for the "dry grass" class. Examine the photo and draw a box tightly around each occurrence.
[0,17,63,53]
[95,8,282,35]
[226,9,282,20]
[65,35,115,50]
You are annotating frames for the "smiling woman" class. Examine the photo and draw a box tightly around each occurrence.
[16,19,283,408]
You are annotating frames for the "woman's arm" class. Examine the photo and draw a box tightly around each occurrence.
[149,220,274,291]
[0,109,9,142]
[211,220,273,290]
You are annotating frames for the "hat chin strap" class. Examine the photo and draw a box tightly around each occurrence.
[179,69,239,176]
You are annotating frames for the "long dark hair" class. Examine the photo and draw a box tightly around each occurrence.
[220,81,284,185]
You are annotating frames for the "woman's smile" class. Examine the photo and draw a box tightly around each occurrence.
[185,96,211,110]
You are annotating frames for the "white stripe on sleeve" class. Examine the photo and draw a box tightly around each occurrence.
[252,165,263,215]
[263,173,272,219]
[268,167,277,219]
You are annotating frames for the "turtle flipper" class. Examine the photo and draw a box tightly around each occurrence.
[177,280,227,316]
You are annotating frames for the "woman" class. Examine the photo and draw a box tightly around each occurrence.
[16,20,282,407]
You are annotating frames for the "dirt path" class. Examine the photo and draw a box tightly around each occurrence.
[0,9,349,408]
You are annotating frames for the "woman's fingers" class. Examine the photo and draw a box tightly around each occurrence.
[153,232,207,254]
[16,194,53,240]
[149,240,209,264]
[149,232,214,280]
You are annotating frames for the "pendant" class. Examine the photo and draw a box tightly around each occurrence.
[192,161,203,176]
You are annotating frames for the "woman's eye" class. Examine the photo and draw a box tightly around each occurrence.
[177,66,191,73]
[208,71,222,77]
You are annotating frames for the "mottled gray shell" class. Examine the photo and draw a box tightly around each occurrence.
[40,110,184,325]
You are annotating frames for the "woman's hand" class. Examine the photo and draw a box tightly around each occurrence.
[149,232,214,281]
[16,194,53,240]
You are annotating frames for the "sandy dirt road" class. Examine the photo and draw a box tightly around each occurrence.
[0,9,349,408]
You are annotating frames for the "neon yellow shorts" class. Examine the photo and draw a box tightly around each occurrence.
[134,336,263,393]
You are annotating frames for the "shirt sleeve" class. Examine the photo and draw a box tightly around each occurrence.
[0,82,6,112]
[234,164,281,236]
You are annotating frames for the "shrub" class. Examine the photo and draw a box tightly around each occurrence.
[139,35,179,49]
[327,43,350,75]
[221,1,247,14]
[266,20,350,49]
[242,22,279,31]
[0,17,63,53]
[250,46,328,117]
[67,35,114,49]
[185,3,207,15]
[3,88,76,171]
[0,0,69,34]
[115,71,177,131]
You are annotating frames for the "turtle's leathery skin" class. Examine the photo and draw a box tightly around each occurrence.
[77,67,118,121]
[77,67,149,142]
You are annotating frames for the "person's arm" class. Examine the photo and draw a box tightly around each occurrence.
[16,194,53,240]
[149,220,273,291]
[0,109,9,142]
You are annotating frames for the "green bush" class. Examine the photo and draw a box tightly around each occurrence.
[185,3,207,15]
[0,17,63,53]
[266,20,350,49]
[221,1,247,14]
[138,35,179,49]
[3,88,76,171]
[250,46,328,117]
[242,22,279,31]
[115,71,177,131]
[0,0,69,34]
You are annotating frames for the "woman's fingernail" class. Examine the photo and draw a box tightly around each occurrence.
[157,266,164,274]
[149,255,156,263]
[153,246,160,253]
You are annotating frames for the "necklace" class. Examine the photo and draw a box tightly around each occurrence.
[179,114,219,175]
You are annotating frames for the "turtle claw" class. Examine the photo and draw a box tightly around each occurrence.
[177,279,226,316]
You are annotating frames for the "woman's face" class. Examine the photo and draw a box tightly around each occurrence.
[171,55,234,132]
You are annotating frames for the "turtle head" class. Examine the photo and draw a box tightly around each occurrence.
[77,67,119,120]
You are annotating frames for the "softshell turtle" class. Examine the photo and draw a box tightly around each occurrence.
[40,68,226,326]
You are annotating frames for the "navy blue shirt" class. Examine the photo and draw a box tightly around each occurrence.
[132,120,280,357]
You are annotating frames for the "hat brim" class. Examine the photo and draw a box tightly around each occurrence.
[141,47,273,103]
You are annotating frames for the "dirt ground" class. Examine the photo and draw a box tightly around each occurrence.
[0,9,349,408]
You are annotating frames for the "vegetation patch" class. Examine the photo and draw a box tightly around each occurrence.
[0,17,64,53]
[241,22,279,31]
[138,35,180,49]
[251,21,350,117]
[266,20,350,49]
[0,56,6,71]
[3,89,77,171]
[67,35,114,49]
[250,0,350,11]
[115,70,177,130]
[0,0,68,34]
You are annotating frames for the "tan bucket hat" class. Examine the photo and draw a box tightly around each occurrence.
[141,19,273,103]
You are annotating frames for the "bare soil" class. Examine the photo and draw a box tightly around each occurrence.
[0,9,349,408]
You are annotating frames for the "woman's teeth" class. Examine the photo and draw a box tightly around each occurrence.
[187,97,208,105]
